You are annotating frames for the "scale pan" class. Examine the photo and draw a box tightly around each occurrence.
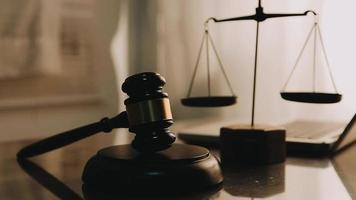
[181,96,237,107]
[280,92,342,104]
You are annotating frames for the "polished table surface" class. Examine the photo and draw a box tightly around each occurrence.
[1,134,355,200]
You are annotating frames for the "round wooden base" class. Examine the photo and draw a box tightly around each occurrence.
[82,144,223,196]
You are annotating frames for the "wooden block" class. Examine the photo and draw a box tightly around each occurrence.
[220,124,286,166]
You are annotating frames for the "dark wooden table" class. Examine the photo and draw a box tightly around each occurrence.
[1,134,355,199]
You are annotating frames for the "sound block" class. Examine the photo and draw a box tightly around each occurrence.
[82,144,223,196]
[220,124,286,166]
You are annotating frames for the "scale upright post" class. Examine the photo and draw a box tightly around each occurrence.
[213,0,317,165]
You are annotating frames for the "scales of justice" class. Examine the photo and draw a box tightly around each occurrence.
[181,0,342,165]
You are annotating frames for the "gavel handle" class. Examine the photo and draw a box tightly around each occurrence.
[17,112,129,158]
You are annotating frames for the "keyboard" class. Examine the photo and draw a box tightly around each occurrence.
[283,120,345,140]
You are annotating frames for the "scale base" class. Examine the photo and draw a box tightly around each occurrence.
[82,143,223,196]
[220,124,286,166]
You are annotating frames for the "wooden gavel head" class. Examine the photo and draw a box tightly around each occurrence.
[121,72,176,152]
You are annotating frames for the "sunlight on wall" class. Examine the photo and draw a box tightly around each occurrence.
[320,0,356,119]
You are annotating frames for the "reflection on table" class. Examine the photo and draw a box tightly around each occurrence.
[0,136,354,199]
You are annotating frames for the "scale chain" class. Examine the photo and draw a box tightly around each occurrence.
[282,23,339,93]
[206,30,211,96]
[186,32,206,98]
[207,32,236,96]
[316,25,339,93]
[282,23,316,91]
[313,23,317,92]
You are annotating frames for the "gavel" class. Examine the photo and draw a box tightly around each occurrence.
[17,72,223,196]
[17,72,177,158]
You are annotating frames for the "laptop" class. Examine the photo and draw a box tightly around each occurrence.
[178,113,356,156]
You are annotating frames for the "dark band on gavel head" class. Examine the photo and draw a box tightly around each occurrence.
[125,98,173,126]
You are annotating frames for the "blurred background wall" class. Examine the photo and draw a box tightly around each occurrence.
[1,0,355,141]
[0,0,120,141]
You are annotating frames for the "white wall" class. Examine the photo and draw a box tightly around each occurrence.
[320,0,356,120]
[284,0,356,121]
